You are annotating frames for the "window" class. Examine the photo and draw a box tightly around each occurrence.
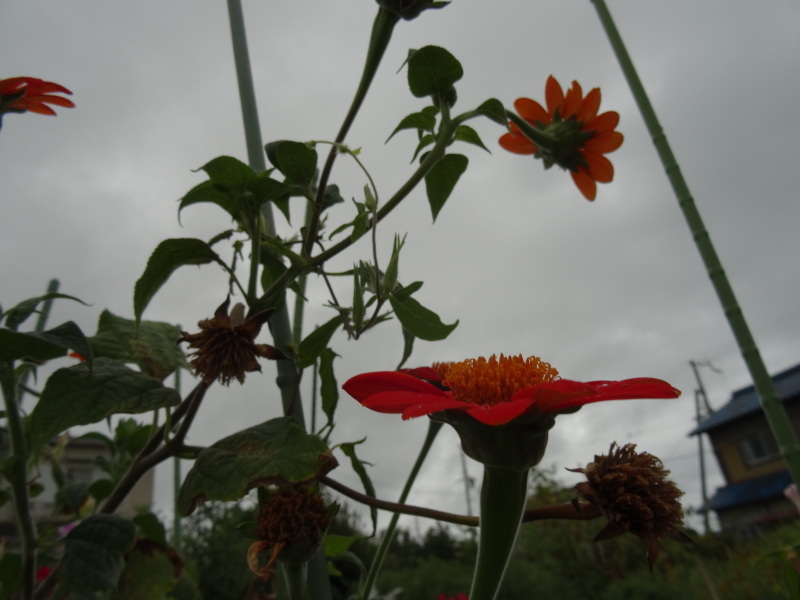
[738,431,780,466]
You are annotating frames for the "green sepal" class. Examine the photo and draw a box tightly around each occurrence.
[28,357,180,450]
[177,417,336,515]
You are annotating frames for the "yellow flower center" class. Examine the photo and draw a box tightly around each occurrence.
[443,354,559,406]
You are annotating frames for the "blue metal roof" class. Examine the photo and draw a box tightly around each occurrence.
[710,470,792,511]
[690,363,800,435]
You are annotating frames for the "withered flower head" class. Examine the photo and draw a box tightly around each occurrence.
[248,486,331,579]
[178,297,283,385]
[570,442,688,569]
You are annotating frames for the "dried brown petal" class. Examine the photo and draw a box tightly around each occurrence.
[570,442,686,569]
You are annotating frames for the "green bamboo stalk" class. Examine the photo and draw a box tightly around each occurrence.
[226,0,306,426]
[360,420,443,600]
[590,0,800,484]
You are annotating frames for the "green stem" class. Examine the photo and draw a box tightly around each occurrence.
[590,0,800,485]
[360,420,443,600]
[1,364,36,600]
[282,561,309,600]
[302,7,400,257]
[470,467,529,600]
[505,111,556,152]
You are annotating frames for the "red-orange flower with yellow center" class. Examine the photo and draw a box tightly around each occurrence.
[343,354,678,426]
[499,75,623,201]
[0,77,74,129]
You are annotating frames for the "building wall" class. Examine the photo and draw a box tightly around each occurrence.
[708,402,800,485]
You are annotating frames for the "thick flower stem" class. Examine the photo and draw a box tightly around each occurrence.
[360,420,443,600]
[505,111,556,152]
[0,364,36,600]
[282,561,309,600]
[470,466,529,600]
[591,0,800,487]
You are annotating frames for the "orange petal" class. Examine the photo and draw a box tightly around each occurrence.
[588,111,619,133]
[514,97,549,125]
[577,88,601,123]
[562,81,583,119]
[545,75,564,118]
[584,152,614,183]
[17,103,57,115]
[571,168,597,201]
[585,130,624,154]
[498,132,537,155]
[25,94,75,108]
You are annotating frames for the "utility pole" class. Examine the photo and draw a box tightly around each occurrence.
[690,360,719,534]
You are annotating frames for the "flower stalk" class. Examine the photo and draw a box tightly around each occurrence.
[590,0,800,485]
[470,466,529,600]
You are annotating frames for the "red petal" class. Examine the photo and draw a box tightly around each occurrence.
[342,371,444,403]
[588,111,619,133]
[400,396,473,419]
[584,152,614,183]
[18,103,57,116]
[517,378,680,413]
[585,131,624,154]
[514,97,549,125]
[499,132,537,155]
[577,88,601,123]
[26,94,75,108]
[464,398,537,425]
[562,81,583,119]
[570,169,597,201]
[545,75,564,118]
[361,390,451,414]
[399,366,444,382]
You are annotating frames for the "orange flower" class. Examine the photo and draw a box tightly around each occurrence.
[0,77,74,129]
[499,75,623,201]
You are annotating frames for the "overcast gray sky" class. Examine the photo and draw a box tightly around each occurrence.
[3,1,800,536]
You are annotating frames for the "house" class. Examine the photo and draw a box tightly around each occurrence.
[690,363,800,538]
[0,432,154,537]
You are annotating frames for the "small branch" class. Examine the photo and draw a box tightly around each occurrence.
[320,475,600,527]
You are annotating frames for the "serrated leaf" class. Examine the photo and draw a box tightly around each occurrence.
[386,111,437,143]
[407,46,463,99]
[178,180,239,223]
[1,292,88,331]
[177,417,336,515]
[424,153,468,221]
[29,358,180,449]
[475,97,507,125]
[265,140,318,186]
[319,348,339,431]
[134,238,225,326]
[198,155,257,189]
[339,440,377,535]
[296,317,341,369]
[0,321,90,363]
[61,514,136,594]
[389,295,458,341]
[89,310,184,380]
[454,124,490,153]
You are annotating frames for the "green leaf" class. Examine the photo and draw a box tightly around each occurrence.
[115,540,180,600]
[424,153,468,221]
[296,317,341,369]
[454,124,490,153]
[177,416,336,515]
[265,140,318,186]
[386,111,437,143]
[197,155,257,189]
[475,98,507,125]
[178,179,238,223]
[1,292,88,331]
[133,512,168,547]
[407,46,463,100]
[389,295,458,341]
[61,514,136,594]
[134,238,225,325]
[247,174,293,222]
[322,534,355,557]
[89,310,185,380]
[397,321,416,370]
[0,321,89,363]
[339,440,377,535]
[411,133,435,163]
[29,358,180,449]
[319,348,339,431]
[391,281,423,302]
